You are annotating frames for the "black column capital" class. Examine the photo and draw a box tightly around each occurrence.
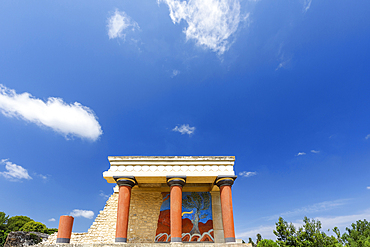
[113,176,137,188]
[166,175,186,187]
[214,175,237,188]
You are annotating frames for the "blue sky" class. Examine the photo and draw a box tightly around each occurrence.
[0,0,369,241]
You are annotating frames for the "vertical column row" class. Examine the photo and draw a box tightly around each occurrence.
[166,176,186,243]
[215,176,237,243]
[114,176,137,243]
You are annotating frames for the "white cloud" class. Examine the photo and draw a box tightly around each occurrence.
[70,209,94,219]
[311,150,320,154]
[303,0,312,13]
[172,70,180,77]
[237,225,276,240]
[0,84,102,141]
[158,0,241,54]
[0,159,32,181]
[107,9,139,39]
[99,190,109,199]
[367,186,370,190]
[48,218,56,222]
[172,124,195,135]
[296,152,306,156]
[239,171,257,178]
[265,199,350,221]
[365,134,370,140]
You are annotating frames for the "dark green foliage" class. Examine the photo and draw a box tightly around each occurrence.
[274,217,298,246]
[249,237,256,247]
[0,211,58,247]
[7,216,33,232]
[342,219,370,247]
[257,233,262,244]
[45,228,58,235]
[273,216,341,247]
[0,213,8,231]
[258,239,279,247]
[20,221,47,233]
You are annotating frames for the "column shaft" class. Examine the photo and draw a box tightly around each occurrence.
[220,185,236,243]
[170,185,183,242]
[115,185,132,243]
[56,215,74,243]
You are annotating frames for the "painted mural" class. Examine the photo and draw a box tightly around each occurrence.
[155,192,214,242]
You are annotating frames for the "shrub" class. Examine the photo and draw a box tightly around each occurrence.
[20,221,47,233]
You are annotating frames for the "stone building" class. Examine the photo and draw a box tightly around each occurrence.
[48,156,239,244]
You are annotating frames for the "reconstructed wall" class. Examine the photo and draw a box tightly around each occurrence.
[46,191,162,244]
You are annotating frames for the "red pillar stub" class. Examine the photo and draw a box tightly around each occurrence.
[114,176,137,243]
[215,176,237,243]
[56,215,74,243]
[167,176,186,243]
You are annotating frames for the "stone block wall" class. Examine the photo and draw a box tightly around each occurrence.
[46,191,162,244]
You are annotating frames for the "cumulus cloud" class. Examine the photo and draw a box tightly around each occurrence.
[172,124,195,135]
[0,84,102,141]
[311,150,320,154]
[107,9,139,39]
[70,209,94,219]
[48,218,56,222]
[296,152,306,156]
[239,171,257,177]
[158,0,241,54]
[0,159,32,181]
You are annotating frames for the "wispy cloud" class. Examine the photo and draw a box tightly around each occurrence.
[365,134,370,140]
[239,171,257,178]
[48,218,56,222]
[367,186,370,190]
[296,152,306,156]
[237,225,275,240]
[172,70,180,77]
[0,159,32,181]
[70,209,94,219]
[266,199,350,221]
[303,0,312,13]
[99,190,109,199]
[158,0,241,54]
[311,150,320,154]
[172,124,195,135]
[107,9,139,40]
[0,84,102,141]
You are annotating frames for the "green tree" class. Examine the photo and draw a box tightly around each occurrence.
[257,239,279,247]
[274,217,298,246]
[249,237,256,247]
[20,221,47,233]
[7,216,33,232]
[182,192,210,235]
[0,213,8,231]
[257,233,262,244]
[342,219,370,247]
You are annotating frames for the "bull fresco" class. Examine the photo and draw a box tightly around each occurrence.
[155,192,214,242]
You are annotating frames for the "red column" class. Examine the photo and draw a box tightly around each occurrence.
[56,215,74,243]
[114,177,137,243]
[167,176,186,243]
[215,176,237,243]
